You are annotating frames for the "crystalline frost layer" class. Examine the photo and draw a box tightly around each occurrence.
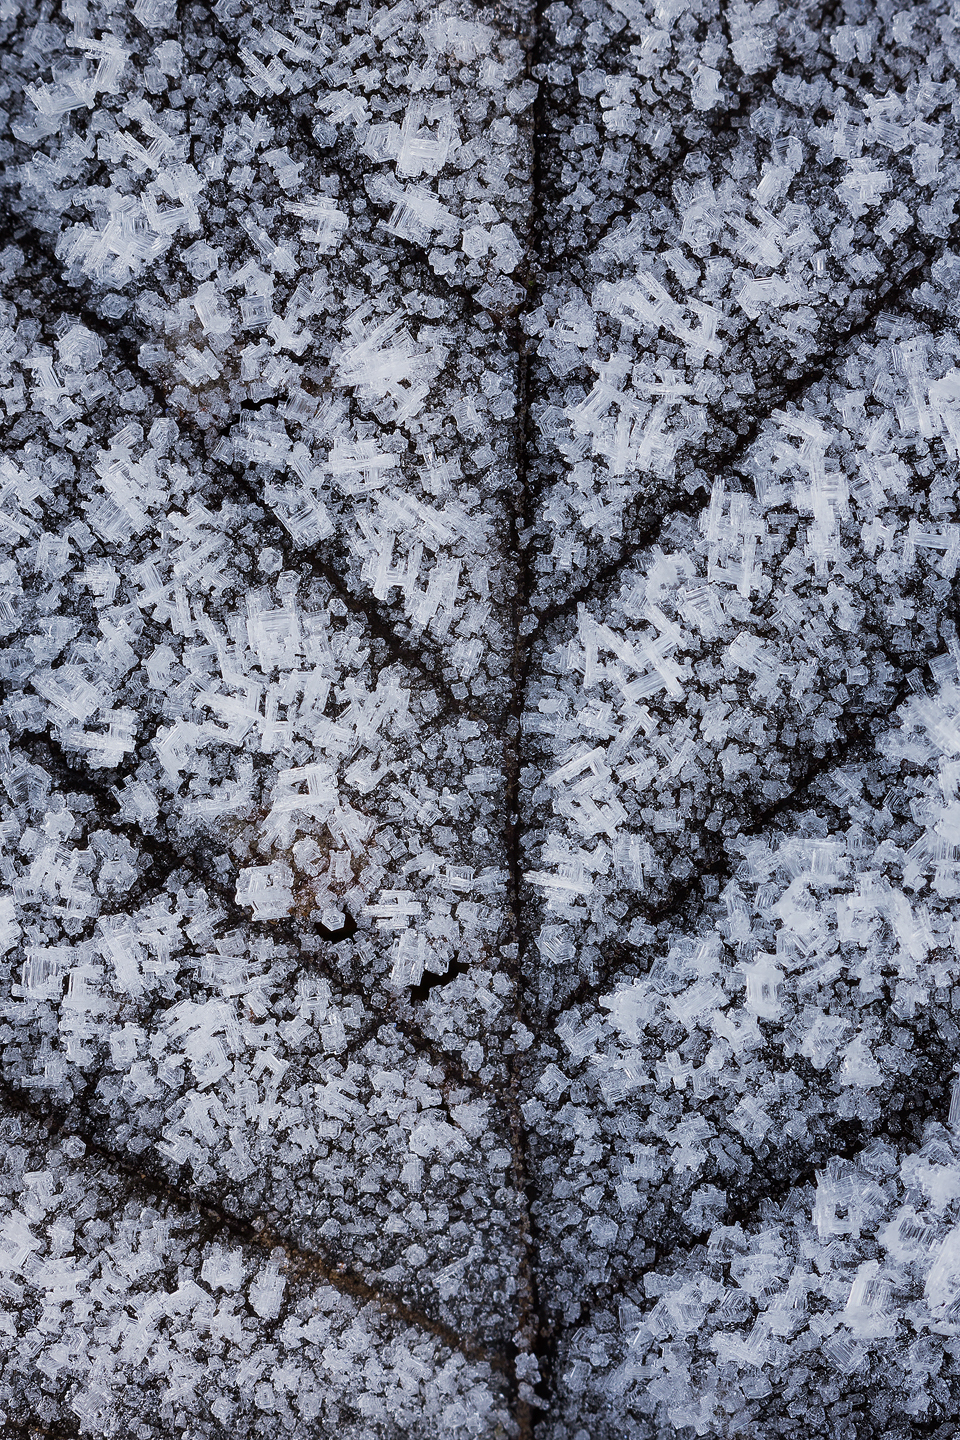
[4,0,960,1436]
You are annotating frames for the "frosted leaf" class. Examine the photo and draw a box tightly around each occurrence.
[5,0,960,1434]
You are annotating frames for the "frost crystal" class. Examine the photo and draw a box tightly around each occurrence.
[4,0,960,1435]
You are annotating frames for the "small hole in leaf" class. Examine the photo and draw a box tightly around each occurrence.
[410,956,468,1004]
[315,912,357,944]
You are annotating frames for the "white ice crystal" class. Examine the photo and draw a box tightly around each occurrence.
[5,0,960,1435]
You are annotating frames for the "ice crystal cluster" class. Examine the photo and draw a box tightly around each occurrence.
[4,0,960,1435]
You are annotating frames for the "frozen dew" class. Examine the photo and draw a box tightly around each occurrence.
[3,0,960,1434]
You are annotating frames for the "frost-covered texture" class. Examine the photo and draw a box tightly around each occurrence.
[528,0,960,593]
[5,0,960,1436]
[6,0,533,701]
[523,311,960,1007]
[551,1126,960,1438]
[526,670,960,1320]
[0,1112,511,1437]
[0,0,533,1427]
